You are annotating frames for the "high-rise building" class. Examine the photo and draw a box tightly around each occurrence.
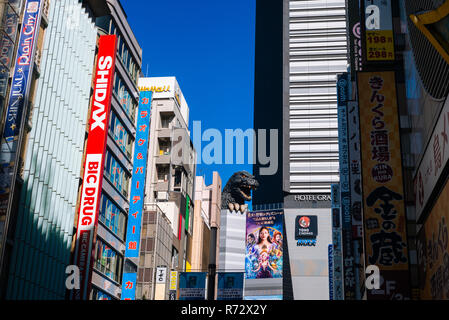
[137,77,196,300]
[253,0,348,299]
[0,0,97,299]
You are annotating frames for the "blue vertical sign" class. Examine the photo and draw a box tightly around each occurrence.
[121,90,152,300]
[121,272,137,300]
[337,73,356,300]
[331,184,344,300]
[328,244,334,300]
[0,0,43,256]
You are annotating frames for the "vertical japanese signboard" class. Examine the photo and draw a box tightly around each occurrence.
[121,89,152,300]
[122,272,137,300]
[331,184,343,300]
[348,101,365,299]
[337,73,356,300]
[362,0,395,62]
[71,35,117,300]
[357,71,410,300]
[0,0,43,265]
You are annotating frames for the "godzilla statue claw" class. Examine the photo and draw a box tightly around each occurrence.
[221,171,259,213]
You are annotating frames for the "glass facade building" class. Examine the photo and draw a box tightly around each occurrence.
[3,0,97,299]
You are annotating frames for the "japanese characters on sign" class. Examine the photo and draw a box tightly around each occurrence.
[72,35,117,301]
[414,97,449,221]
[124,90,152,258]
[357,71,410,300]
[363,0,395,62]
[337,73,356,300]
[122,273,137,300]
[120,89,152,300]
[331,184,344,300]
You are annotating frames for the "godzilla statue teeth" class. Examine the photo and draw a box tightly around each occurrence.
[221,171,259,214]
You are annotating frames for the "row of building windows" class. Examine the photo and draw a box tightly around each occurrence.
[94,238,123,284]
[113,71,137,123]
[96,16,140,86]
[109,110,133,159]
[104,150,131,198]
[99,194,127,241]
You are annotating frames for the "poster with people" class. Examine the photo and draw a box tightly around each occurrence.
[245,210,284,279]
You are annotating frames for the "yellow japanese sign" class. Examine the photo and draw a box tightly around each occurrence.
[358,71,410,299]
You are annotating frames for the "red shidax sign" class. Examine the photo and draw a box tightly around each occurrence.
[72,35,117,300]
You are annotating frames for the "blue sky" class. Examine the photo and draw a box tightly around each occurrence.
[122,0,256,187]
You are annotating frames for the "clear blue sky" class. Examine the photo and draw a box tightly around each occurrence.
[122,0,256,188]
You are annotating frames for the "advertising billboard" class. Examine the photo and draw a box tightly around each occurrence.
[362,0,395,62]
[179,272,207,300]
[416,176,449,300]
[0,0,43,262]
[357,71,410,300]
[121,89,152,300]
[245,210,283,280]
[71,35,117,300]
[217,272,244,300]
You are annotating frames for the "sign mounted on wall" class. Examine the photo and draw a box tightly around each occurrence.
[362,0,395,62]
[71,35,117,301]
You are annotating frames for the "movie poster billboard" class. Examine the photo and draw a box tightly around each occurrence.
[357,71,410,300]
[245,210,283,280]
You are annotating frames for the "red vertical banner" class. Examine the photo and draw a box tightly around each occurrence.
[71,35,117,300]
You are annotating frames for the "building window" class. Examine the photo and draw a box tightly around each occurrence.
[99,194,127,241]
[94,239,123,284]
[91,286,114,300]
[110,20,140,86]
[113,72,137,123]
[104,150,131,197]
[109,110,133,159]
[160,113,174,129]
[172,247,179,270]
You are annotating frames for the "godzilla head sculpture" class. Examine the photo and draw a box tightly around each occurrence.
[221,171,259,213]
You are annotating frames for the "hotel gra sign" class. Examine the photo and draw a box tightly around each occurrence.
[72,35,117,300]
[294,195,332,202]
